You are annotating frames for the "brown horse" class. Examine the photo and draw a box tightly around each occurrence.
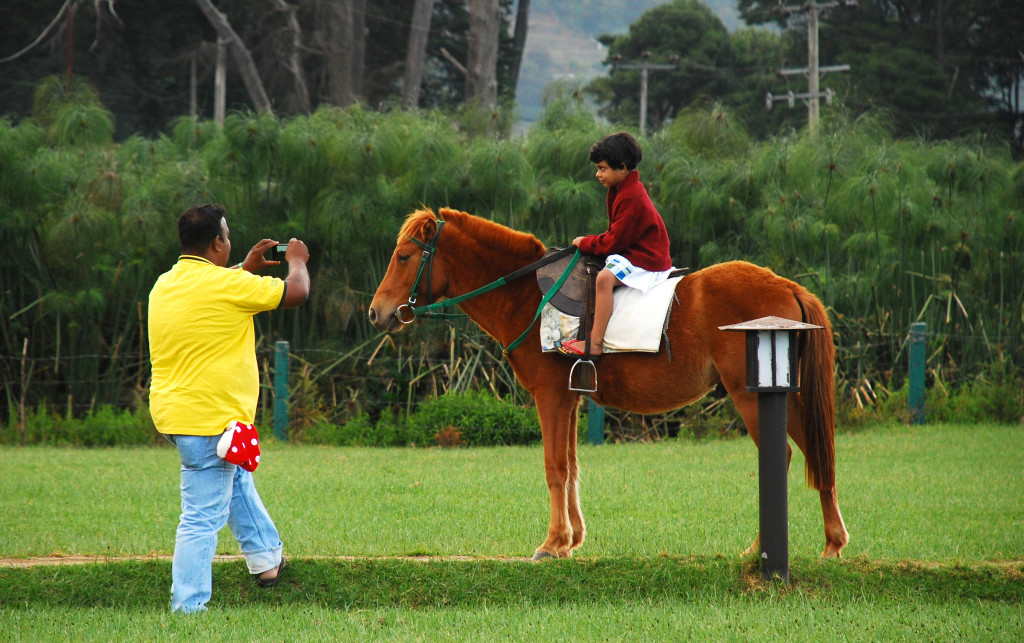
[368,207,849,559]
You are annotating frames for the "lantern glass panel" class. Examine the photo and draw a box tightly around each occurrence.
[774,332,791,386]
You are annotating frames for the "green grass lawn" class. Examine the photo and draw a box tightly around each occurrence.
[1,422,1022,640]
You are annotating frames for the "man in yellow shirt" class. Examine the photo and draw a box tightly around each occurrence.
[149,203,310,613]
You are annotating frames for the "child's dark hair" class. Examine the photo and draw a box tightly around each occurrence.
[589,132,642,171]
[177,203,226,253]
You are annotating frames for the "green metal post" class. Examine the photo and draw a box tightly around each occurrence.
[587,399,604,445]
[273,340,289,440]
[909,322,926,425]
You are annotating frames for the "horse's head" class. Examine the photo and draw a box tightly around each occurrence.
[368,208,450,332]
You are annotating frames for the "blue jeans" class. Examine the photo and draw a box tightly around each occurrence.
[166,434,283,613]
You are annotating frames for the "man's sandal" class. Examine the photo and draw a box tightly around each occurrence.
[254,556,286,588]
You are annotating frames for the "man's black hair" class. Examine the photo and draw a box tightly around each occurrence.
[589,131,643,171]
[177,203,226,254]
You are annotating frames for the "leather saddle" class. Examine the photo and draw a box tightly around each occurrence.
[537,248,689,319]
[536,248,603,318]
[536,248,688,392]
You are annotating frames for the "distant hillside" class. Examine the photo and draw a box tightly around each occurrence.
[516,0,743,124]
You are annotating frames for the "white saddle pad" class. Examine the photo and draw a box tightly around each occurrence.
[539,276,683,353]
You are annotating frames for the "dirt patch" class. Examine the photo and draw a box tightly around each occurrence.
[0,554,530,568]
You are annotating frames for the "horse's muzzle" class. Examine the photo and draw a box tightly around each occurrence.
[367,305,407,332]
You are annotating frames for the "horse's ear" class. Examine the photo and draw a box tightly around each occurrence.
[420,217,437,240]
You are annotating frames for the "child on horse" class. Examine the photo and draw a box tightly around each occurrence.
[559,131,673,357]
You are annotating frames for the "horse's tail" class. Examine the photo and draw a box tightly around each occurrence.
[796,288,836,491]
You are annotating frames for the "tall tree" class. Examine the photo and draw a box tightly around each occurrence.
[970,0,1024,147]
[0,0,527,136]
[586,0,737,132]
[403,0,438,109]
[193,0,271,112]
[466,0,500,108]
[737,0,1021,141]
[507,0,531,94]
[319,0,367,107]
[270,0,311,115]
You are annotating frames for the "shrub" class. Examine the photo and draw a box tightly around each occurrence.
[407,390,540,446]
[874,357,1023,425]
[2,403,158,446]
[296,390,541,447]
[928,358,1024,424]
[303,412,375,447]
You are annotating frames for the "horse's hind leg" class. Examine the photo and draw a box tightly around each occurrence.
[818,488,849,557]
[786,399,849,557]
[730,385,849,558]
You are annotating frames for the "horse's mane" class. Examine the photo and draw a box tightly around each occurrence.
[397,207,545,257]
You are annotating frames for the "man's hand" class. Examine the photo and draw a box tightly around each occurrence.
[239,239,283,272]
[281,238,310,264]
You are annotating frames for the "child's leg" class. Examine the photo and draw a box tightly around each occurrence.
[588,268,620,352]
[562,268,620,356]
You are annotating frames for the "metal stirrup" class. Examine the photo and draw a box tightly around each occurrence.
[568,358,597,393]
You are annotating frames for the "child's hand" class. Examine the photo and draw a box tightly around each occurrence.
[571,236,584,247]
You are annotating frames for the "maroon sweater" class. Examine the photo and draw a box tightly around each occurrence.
[577,170,672,271]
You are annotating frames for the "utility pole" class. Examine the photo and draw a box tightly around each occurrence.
[766,1,855,131]
[610,52,678,137]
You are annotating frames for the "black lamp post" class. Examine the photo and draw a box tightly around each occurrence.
[719,316,824,582]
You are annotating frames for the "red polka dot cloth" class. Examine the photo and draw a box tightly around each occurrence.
[216,421,262,472]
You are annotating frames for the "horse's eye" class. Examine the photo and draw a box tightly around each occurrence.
[398,254,411,263]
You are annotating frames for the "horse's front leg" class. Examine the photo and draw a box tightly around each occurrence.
[566,406,586,552]
[533,391,582,560]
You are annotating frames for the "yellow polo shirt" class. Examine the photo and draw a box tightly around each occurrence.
[148,256,286,435]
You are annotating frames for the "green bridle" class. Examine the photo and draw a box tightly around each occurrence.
[393,218,580,355]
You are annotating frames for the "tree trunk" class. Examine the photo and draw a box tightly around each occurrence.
[323,1,348,105]
[507,0,530,98]
[271,0,311,115]
[193,0,272,112]
[214,39,226,123]
[402,0,437,109]
[466,0,499,108]
[323,0,367,107]
[350,0,366,98]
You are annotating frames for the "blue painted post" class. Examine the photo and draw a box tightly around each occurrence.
[908,322,926,425]
[273,340,289,441]
[587,399,604,445]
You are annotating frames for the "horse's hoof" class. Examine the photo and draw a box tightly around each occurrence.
[531,550,557,561]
